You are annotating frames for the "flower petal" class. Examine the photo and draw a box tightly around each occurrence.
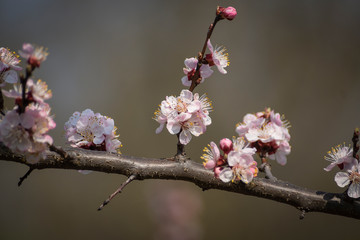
[181,76,191,87]
[3,70,18,84]
[334,172,350,188]
[179,129,192,145]
[348,182,360,198]
[184,57,198,69]
[219,168,233,182]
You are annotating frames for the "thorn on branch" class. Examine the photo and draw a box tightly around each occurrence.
[98,175,137,211]
[18,167,34,186]
[299,210,306,220]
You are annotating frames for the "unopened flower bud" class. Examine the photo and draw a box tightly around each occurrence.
[217,6,237,21]
[214,167,222,178]
[219,138,233,154]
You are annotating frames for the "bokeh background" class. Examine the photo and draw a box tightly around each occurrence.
[1,0,360,239]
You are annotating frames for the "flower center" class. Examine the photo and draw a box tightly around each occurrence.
[350,171,360,184]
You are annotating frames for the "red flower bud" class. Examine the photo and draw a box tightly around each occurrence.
[219,138,233,154]
[217,6,237,21]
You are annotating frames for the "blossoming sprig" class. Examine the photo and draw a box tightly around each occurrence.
[202,137,258,184]
[0,44,60,168]
[184,6,236,92]
[0,80,56,164]
[17,43,48,113]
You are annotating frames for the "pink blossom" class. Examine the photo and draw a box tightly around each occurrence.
[0,47,22,71]
[206,40,229,74]
[232,137,256,155]
[27,79,52,103]
[19,43,48,68]
[219,151,258,184]
[0,110,32,152]
[201,141,220,169]
[268,140,291,166]
[245,122,286,149]
[324,144,355,171]
[181,58,213,87]
[217,6,237,21]
[335,161,360,198]
[236,113,265,137]
[154,89,212,145]
[64,109,122,153]
[0,47,22,86]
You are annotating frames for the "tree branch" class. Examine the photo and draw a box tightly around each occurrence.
[1,143,359,220]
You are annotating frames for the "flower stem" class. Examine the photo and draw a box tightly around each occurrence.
[0,90,4,115]
[259,155,277,181]
[188,15,221,93]
[19,64,35,114]
[352,128,359,160]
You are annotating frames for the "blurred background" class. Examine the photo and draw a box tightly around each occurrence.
[1,0,360,239]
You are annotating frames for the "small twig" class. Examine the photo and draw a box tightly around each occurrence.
[49,144,69,159]
[174,132,186,161]
[259,157,277,181]
[0,89,4,114]
[19,65,35,114]
[18,167,34,186]
[98,175,137,211]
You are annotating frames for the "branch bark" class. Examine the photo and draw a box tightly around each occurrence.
[1,144,359,220]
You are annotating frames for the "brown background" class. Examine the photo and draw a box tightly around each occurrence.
[1,0,360,239]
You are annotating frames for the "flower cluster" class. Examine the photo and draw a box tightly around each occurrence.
[19,43,48,68]
[236,108,291,165]
[324,144,360,198]
[202,137,258,184]
[0,47,22,86]
[154,89,212,145]
[0,78,55,163]
[181,40,229,87]
[64,109,122,153]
